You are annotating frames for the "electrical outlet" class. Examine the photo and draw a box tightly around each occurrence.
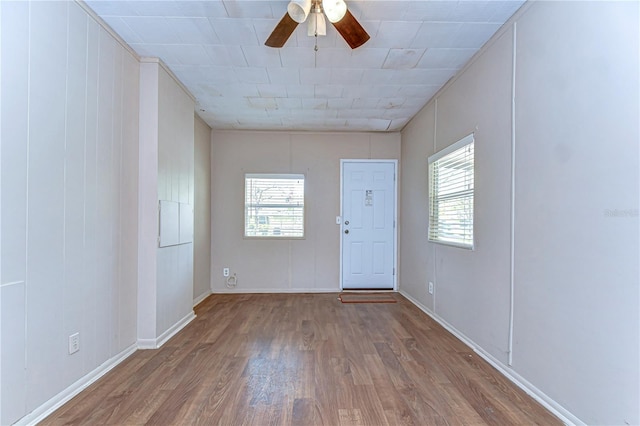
[428,282,434,295]
[69,333,80,354]
[223,267,230,277]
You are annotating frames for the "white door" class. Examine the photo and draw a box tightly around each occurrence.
[341,160,396,290]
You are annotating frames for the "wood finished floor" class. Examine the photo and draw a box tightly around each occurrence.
[42,293,560,425]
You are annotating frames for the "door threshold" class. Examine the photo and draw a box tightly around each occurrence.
[341,288,394,292]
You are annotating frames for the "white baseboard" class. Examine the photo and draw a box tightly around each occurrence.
[193,290,212,307]
[137,310,196,350]
[399,289,583,426]
[211,287,339,294]
[15,344,138,426]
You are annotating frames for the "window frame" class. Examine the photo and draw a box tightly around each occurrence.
[244,173,306,239]
[428,133,475,250]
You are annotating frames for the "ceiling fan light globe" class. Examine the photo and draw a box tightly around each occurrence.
[307,13,327,36]
[287,0,312,23]
[322,0,347,23]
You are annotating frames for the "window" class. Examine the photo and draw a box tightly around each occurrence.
[428,134,474,249]
[244,174,305,238]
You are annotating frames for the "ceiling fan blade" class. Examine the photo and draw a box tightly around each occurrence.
[265,13,299,48]
[331,9,370,49]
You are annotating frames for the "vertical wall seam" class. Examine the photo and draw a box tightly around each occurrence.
[0,0,3,420]
[24,1,32,403]
[508,22,517,367]
[433,98,437,313]
[63,0,70,348]
[117,48,124,351]
[82,10,89,374]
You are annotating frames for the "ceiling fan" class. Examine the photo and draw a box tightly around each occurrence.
[265,0,370,49]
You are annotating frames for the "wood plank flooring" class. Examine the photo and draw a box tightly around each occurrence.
[42,293,560,425]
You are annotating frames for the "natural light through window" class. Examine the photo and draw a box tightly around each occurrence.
[428,134,474,249]
[244,174,305,238]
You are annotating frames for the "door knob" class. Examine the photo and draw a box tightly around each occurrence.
[344,229,349,234]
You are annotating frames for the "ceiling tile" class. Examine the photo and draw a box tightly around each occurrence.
[248,97,278,109]
[280,48,316,68]
[286,85,315,98]
[256,84,288,98]
[275,98,303,109]
[451,23,503,49]
[403,1,455,22]
[411,22,462,48]
[85,1,140,17]
[382,48,425,69]
[299,68,334,85]
[352,98,381,109]
[358,2,410,21]
[327,98,354,109]
[168,17,220,44]
[209,18,260,45]
[129,1,189,17]
[242,45,282,67]
[329,68,365,85]
[417,48,478,69]
[101,17,143,43]
[232,67,270,84]
[301,98,329,110]
[397,85,439,99]
[369,21,422,48]
[121,17,179,44]
[157,44,213,66]
[216,83,260,97]
[265,67,298,85]
[361,69,396,84]
[314,85,344,98]
[398,69,455,85]
[349,47,389,68]
[489,2,526,22]
[174,1,228,18]
[223,0,277,19]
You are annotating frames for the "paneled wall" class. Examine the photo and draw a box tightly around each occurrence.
[0,2,139,424]
[194,116,212,304]
[138,61,196,347]
[399,1,639,424]
[210,131,400,293]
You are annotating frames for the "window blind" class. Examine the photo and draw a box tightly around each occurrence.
[428,135,474,249]
[245,174,305,238]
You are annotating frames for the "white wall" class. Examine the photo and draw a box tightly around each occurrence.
[0,1,139,424]
[399,1,639,425]
[211,131,400,293]
[138,60,196,347]
[194,116,212,304]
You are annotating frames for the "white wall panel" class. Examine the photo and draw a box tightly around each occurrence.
[82,14,101,374]
[0,1,141,422]
[512,2,639,424]
[430,27,513,363]
[193,116,212,304]
[0,282,27,425]
[156,65,195,337]
[400,2,639,424]
[0,0,28,286]
[118,52,140,350]
[25,1,68,410]
[62,1,88,387]
[94,26,117,368]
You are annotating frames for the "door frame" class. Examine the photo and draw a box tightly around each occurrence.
[339,159,398,291]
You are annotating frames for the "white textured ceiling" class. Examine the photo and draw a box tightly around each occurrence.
[85,0,525,132]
